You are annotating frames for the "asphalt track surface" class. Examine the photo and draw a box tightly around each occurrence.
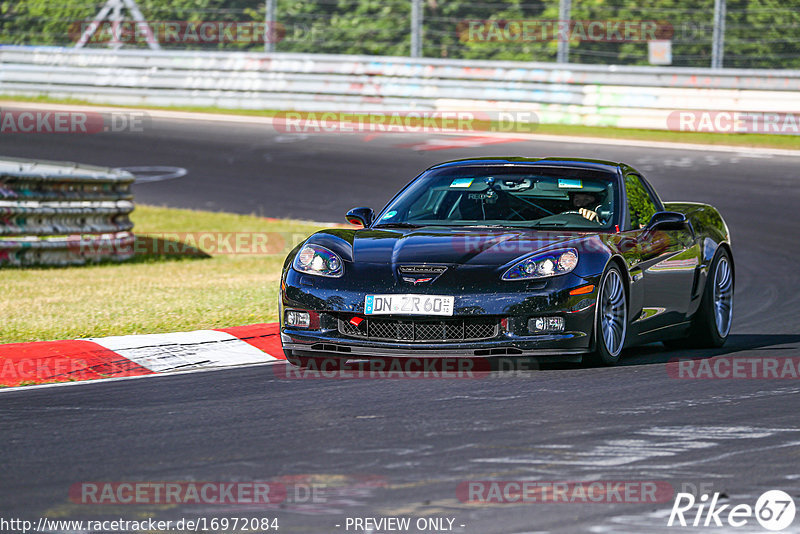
[2,117,800,533]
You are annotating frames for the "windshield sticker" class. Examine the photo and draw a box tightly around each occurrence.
[558,178,583,189]
[450,178,474,188]
[381,210,397,220]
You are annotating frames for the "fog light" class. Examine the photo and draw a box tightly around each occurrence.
[286,310,311,327]
[529,316,564,333]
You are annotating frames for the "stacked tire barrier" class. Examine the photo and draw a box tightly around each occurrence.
[0,157,135,267]
[1,45,800,130]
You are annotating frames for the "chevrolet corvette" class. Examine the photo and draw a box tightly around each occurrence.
[280,157,733,366]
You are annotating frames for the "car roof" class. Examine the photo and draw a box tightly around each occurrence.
[428,157,623,174]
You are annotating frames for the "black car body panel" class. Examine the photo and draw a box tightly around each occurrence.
[280,157,732,361]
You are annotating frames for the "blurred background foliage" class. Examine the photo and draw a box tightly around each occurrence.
[2,0,799,67]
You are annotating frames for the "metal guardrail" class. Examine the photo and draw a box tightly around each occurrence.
[2,45,800,130]
[0,157,134,267]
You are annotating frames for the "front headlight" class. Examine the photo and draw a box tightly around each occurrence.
[293,244,344,277]
[502,248,578,281]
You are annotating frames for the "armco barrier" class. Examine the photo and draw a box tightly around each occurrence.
[1,46,800,131]
[0,157,134,267]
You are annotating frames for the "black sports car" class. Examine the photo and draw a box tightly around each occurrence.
[280,157,733,366]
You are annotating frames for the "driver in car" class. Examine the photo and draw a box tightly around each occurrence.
[569,191,602,222]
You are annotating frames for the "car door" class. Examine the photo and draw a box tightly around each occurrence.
[624,173,697,330]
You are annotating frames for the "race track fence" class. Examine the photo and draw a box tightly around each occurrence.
[1,46,800,131]
[0,157,134,267]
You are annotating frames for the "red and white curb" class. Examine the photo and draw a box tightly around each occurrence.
[0,323,284,388]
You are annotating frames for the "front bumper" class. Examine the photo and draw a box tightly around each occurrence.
[282,333,590,360]
[281,270,600,360]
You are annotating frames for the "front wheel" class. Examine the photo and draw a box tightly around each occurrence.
[667,248,733,349]
[587,265,628,366]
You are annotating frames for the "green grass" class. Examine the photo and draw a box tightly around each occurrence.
[1,205,337,344]
[522,122,800,150]
[2,94,799,150]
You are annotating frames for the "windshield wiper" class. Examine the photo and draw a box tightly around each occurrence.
[373,222,422,228]
[532,221,568,227]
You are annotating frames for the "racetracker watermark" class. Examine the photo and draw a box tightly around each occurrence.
[272,111,539,134]
[452,233,607,257]
[449,231,677,258]
[667,111,800,135]
[1,358,89,382]
[458,19,674,43]
[275,357,493,379]
[457,481,674,504]
[667,357,800,379]
[0,109,148,134]
[67,475,386,511]
[69,21,285,45]
[69,232,310,257]
[69,482,287,505]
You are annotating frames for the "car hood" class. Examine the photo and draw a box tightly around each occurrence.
[314,226,600,267]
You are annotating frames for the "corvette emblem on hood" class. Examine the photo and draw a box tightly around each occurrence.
[402,276,434,285]
[398,265,447,284]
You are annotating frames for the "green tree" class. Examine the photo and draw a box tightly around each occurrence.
[2,0,800,67]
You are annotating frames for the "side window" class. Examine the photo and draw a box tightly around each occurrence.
[625,174,658,229]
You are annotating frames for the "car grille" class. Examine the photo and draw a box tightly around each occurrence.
[338,317,499,342]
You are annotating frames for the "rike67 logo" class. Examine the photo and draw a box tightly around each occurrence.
[668,490,796,531]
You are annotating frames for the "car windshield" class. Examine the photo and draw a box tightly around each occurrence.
[375,165,619,230]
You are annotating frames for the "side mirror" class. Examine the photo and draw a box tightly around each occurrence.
[346,207,374,227]
[646,211,687,231]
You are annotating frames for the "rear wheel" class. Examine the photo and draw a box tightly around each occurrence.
[666,248,733,349]
[587,265,627,366]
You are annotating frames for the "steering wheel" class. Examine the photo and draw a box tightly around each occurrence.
[561,210,604,224]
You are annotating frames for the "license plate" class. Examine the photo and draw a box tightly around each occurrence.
[365,294,454,316]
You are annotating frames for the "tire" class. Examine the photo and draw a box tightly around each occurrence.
[667,248,733,349]
[586,265,628,366]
